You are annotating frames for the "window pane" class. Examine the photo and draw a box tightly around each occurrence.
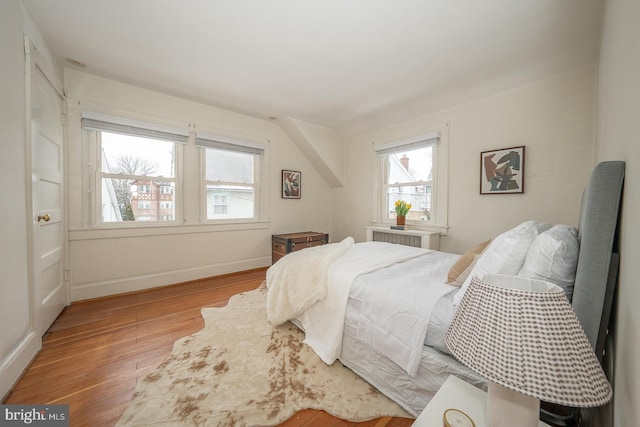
[206,185,254,219]
[101,178,175,222]
[205,149,254,183]
[101,132,175,178]
[386,185,432,221]
[387,145,433,184]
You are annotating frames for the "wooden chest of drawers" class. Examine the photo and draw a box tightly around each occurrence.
[272,231,329,264]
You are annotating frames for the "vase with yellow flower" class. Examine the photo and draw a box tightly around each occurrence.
[394,200,411,226]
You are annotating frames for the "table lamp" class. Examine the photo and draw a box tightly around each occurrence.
[445,274,612,427]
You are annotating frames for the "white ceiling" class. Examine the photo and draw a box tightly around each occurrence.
[23,0,603,138]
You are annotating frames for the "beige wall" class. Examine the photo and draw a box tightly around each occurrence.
[0,0,63,399]
[334,65,597,254]
[0,0,32,399]
[65,70,333,300]
[278,117,345,188]
[596,0,640,425]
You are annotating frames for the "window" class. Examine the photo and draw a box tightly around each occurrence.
[83,114,186,225]
[375,130,447,228]
[211,192,229,215]
[197,135,263,221]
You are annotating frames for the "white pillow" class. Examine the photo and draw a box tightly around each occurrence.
[517,225,579,300]
[453,220,551,305]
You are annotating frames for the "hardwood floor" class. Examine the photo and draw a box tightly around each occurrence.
[3,269,414,427]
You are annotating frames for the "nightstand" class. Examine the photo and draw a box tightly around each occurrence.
[412,375,551,426]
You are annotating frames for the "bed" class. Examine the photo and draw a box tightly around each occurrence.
[266,161,625,422]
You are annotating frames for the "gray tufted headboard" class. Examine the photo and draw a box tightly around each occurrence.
[572,161,625,362]
[542,161,625,426]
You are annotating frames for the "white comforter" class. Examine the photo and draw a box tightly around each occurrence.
[347,250,459,375]
[267,239,434,367]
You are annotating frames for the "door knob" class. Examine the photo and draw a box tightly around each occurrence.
[37,214,50,222]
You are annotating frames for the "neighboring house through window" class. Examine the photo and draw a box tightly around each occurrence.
[83,113,186,225]
[197,134,264,221]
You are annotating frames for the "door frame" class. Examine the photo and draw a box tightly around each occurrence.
[24,35,69,338]
[0,35,68,401]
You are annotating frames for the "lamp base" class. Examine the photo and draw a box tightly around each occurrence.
[486,381,540,427]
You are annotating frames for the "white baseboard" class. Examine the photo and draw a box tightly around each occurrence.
[70,256,271,301]
[0,330,41,401]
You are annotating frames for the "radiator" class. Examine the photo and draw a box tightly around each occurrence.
[365,227,440,250]
[372,230,423,247]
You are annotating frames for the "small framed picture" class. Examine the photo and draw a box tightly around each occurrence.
[480,146,525,194]
[282,170,301,199]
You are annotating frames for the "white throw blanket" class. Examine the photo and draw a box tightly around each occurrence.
[266,237,354,325]
[275,241,431,365]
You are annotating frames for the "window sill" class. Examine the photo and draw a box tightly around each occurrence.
[69,220,270,241]
[371,221,448,235]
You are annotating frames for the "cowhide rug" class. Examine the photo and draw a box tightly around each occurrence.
[117,283,411,426]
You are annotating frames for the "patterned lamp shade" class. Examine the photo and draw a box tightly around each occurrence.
[446,274,612,408]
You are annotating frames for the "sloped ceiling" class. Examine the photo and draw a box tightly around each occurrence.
[23,0,602,138]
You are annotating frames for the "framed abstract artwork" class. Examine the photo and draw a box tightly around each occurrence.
[282,170,301,199]
[480,146,525,194]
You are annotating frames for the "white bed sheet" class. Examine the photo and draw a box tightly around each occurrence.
[424,290,458,354]
[295,242,430,365]
[340,316,486,417]
[341,253,485,416]
[347,251,460,375]
[286,242,483,416]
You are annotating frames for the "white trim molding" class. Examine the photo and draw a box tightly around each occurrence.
[70,256,270,301]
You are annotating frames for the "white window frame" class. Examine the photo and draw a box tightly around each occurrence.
[197,133,265,223]
[373,124,449,232]
[82,112,186,227]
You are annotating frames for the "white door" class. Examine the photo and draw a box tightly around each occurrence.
[27,41,67,336]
